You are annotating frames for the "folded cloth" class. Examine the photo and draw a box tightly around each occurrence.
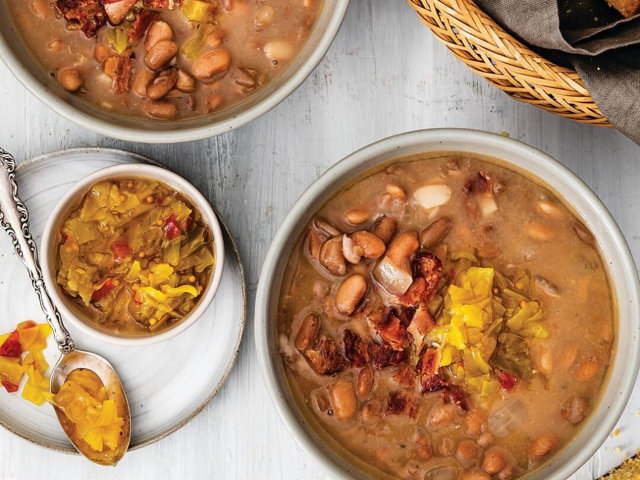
[475,0,640,144]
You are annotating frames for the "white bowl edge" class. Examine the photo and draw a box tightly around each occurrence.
[254,128,640,480]
[0,0,350,143]
[41,163,225,346]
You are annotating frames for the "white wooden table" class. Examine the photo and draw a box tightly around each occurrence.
[0,1,639,479]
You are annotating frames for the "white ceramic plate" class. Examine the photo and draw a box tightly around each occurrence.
[0,148,246,452]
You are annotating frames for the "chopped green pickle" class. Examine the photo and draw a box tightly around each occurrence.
[55,178,215,334]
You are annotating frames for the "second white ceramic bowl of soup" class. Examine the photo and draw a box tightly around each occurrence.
[255,129,640,479]
[0,0,349,143]
[41,163,225,346]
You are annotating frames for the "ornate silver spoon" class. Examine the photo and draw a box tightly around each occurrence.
[0,148,131,466]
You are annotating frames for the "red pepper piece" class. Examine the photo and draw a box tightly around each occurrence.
[162,214,182,240]
[499,371,517,391]
[91,279,115,302]
[0,331,22,358]
[111,241,132,261]
[2,381,19,393]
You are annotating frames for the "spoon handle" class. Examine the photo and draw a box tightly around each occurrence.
[0,148,75,353]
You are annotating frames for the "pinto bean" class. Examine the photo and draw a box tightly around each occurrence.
[576,359,599,381]
[420,217,452,248]
[526,222,556,241]
[307,228,323,260]
[528,433,558,459]
[175,69,197,93]
[94,44,113,64]
[537,200,562,217]
[192,49,231,81]
[206,94,224,112]
[430,403,456,427]
[328,381,357,421]
[456,439,481,465]
[254,5,274,30]
[146,68,178,100]
[561,395,587,424]
[314,218,342,237]
[351,231,386,259]
[319,237,347,276]
[342,235,363,264]
[482,447,506,474]
[294,314,320,351]
[132,67,155,97]
[335,274,367,315]
[231,67,258,90]
[438,437,456,456]
[497,464,515,480]
[142,100,178,120]
[264,40,294,62]
[385,183,406,200]
[207,31,224,47]
[357,366,373,397]
[573,223,595,246]
[386,230,419,271]
[59,68,83,92]
[145,40,178,70]
[372,216,398,245]
[344,209,369,225]
[144,21,173,52]
[362,399,381,423]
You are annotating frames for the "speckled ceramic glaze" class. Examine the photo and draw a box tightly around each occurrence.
[0,148,246,453]
[255,129,640,480]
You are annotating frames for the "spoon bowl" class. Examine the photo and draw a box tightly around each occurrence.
[50,350,131,466]
[0,147,131,465]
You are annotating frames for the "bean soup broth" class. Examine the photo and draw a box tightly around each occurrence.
[277,154,615,479]
[6,0,320,120]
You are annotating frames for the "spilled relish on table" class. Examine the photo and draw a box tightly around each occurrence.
[55,178,215,334]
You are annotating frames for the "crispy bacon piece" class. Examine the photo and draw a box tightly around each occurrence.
[407,302,436,350]
[384,391,417,417]
[399,277,426,307]
[56,0,107,37]
[416,346,440,376]
[392,364,416,388]
[304,335,345,375]
[343,329,369,368]
[416,346,447,393]
[412,252,442,302]
[128,10,159,42]
[443,386,470,412]
[370,342,407,370]
[375,308,412,351]
[420,374,447,393]
[463,170,494,196]
[103,55,132,94]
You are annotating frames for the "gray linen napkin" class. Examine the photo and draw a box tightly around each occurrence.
[474,0,640,143]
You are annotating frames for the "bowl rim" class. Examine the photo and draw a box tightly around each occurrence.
[0,0,350,143]
[41,162,225,346]
[254,128,640,480]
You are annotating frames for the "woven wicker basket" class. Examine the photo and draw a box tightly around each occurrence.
[409,0,612,127]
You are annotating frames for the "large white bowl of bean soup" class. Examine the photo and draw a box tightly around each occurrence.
[0,0,348,142]
[255,129,640,480]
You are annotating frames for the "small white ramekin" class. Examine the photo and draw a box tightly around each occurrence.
[41,163,225,346]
